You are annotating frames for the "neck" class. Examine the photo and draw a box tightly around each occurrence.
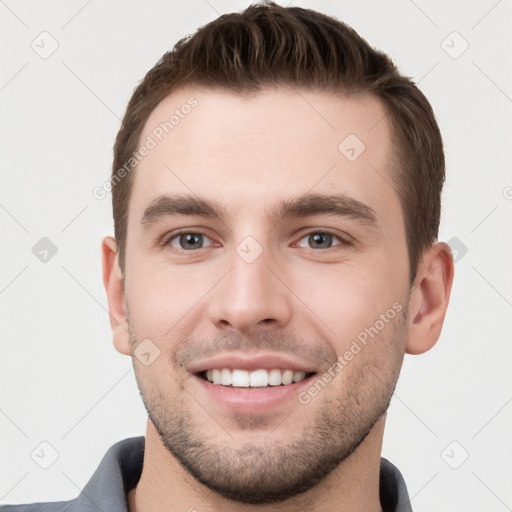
[128,416,386,512]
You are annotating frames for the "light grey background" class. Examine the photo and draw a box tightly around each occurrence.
[1,1,511,510]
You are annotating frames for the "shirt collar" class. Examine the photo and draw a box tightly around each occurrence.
[72,437,412,512]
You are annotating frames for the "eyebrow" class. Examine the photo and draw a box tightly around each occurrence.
[141,193,377,227]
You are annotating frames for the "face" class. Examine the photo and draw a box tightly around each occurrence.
[122,87,412,503]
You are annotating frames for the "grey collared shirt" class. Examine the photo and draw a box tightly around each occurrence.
[0,437,412,511]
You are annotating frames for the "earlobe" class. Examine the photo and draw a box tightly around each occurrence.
[406,242,454,355]
[101,236,131,356]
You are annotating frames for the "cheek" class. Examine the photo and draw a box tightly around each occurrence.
[291,262,403,351]
[125,261,215,340]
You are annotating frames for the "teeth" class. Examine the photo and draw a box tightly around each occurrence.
[281,369,293,385]
[220,368,232,386]
[232,369,250,387]
[203,368,309,387]
[249,369,268,387]
[292,370,306,383]
[268,369,282,386]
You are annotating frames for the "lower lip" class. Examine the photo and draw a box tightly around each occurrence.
[191,374,315,413]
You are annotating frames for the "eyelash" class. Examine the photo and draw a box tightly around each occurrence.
[161,229,352,252]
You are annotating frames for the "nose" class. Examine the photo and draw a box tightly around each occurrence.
[207,244,293,335]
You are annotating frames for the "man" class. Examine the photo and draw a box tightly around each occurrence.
[2,2,453,511]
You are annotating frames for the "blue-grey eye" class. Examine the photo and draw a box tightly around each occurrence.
[296,232,342,249]
[169,233,214,250]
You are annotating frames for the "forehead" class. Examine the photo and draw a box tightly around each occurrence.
[129,86,401,230]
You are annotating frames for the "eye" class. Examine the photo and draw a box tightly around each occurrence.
[167,232,216,251]
[295,231,345,250]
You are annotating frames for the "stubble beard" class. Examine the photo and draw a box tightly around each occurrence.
[129,310,407,504]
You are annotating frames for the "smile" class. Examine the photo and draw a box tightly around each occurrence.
[201,368,313,387]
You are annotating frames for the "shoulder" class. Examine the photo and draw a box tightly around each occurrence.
[0,437,145,512]
[379,457,412,512]
[0,503,72,512]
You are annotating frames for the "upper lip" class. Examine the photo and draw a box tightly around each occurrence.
[188,353,319,374]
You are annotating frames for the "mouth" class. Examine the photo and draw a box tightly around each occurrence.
[188,353,321,412]
[197,368,316,388]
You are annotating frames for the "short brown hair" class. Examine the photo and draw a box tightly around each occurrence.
[112,2,444,283]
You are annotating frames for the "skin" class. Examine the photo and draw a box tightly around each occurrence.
[102,87,454,511]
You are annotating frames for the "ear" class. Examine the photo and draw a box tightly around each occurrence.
[101,236,131,356]
[406,242,454,355]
